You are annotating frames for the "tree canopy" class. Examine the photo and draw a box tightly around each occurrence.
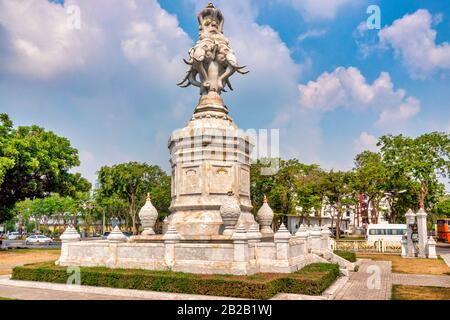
[96,162,170,234]
[0,114,91,223]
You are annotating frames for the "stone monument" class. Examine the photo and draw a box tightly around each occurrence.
[56,3,352,275]
[168,2,254,238]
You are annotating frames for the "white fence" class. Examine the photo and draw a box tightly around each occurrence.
[331,239,401,253]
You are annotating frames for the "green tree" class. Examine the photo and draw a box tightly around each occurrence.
[0,114,91,222]
[96,162,170,234]
[322,171,355,239]
[378,132,449,210]
[353,151,388,224]
[433,195,450,218]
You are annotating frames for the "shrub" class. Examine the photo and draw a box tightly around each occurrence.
[334,251,356,262]
[12,262,339,299]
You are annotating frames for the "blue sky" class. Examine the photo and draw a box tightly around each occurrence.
[0,0,449,188]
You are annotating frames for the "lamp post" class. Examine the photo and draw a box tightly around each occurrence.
[405,209,416,257]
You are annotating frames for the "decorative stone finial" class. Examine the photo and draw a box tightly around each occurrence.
[274,223,291,241]
[416,208,427,216]
[295,224,308,238]
[247,223,262,242]
[60,225,81,242]
[232,224,247,241]
[139,194,158,235]
[257,196,274,236]
[163,224,181,242]
[107,226,127,242]
[220,191,241,236]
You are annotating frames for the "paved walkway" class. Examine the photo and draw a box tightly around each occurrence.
[0,285,144,300]
[0,276,243,300]
[391,273,450,288]
[333,260,392,300]
[441,254,450,267]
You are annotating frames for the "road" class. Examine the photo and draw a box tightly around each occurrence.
[1,240,61,250]
[436,243,450,255]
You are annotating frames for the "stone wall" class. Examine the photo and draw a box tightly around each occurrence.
[57,224,339,275]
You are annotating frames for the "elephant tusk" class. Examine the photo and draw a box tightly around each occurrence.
[237,69,249,75]
[183,58,193,65]
[226,79,234,91]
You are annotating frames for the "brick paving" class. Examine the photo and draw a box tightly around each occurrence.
[333,260,392,300]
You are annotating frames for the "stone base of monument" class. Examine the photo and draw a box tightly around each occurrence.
[56,224,351,276]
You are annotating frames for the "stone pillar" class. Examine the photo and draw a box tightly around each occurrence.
[57,225,81,265]
[416,208,428,258]
[107,226,127,242]
[164,225,181,269]
[320,225,331,252]
[295,224,308,254]
[405,209,416,258]
[309,224,322,252]
[247,223,262,244]
[401,235,407,257]
[274,223,291,260]
[106,226,127,268]
[232,224,249,274]
[426,236,437,259]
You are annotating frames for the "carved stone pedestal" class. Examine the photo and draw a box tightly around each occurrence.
[167,93,256,237]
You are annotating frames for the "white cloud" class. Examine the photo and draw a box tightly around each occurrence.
[298,29,327,42]
[278,0,358,20]
[0,0,102,78]
[298,66,420,129]
[379,9,450,79]
[375,97,420,129]
[354,132,378,154]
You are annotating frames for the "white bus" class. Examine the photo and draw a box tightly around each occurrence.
[366,224,406,242]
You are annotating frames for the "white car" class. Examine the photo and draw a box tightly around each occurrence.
[7,232,20,240]
[25,235,53,245]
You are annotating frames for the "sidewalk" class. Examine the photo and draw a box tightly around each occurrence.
[391,273,450,287]
[0,276,243,300]
[333,260,392,300]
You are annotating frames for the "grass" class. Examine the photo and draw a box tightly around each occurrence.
[0,248,60,276]
[392,285,450,300]
[0,297,18,300]
[356,254,450,275]
[334,251,356,262]
[333,236,366,241]
[12,262,340,299]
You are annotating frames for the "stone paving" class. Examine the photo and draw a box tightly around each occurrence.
[0,284,144,300]
[441,254,450,267]
[333,260,392,300]
[391,273,450,288]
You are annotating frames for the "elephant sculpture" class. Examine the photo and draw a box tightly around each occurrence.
[177,2,248,96]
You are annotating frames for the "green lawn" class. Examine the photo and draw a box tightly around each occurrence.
[392,285,450,300]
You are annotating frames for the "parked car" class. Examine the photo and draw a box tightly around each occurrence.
[25,234,53,245]
[7,232,20,240]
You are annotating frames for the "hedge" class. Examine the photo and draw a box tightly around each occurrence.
[334,251,356,263]
[12,262,339,299]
